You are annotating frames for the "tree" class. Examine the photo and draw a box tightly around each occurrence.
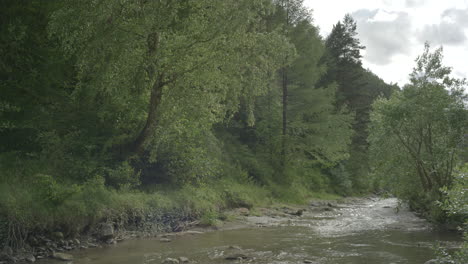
[321,14,365,106]
[319,14,395,192]
[272,0,311,164]
[48,0,291,183]
[369,44,467,213]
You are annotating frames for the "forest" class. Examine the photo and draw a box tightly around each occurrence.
[0,0,466,261]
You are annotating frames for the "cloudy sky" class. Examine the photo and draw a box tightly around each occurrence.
[304,0,468,86]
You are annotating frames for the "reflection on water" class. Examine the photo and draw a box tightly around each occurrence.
[39,226,460,264]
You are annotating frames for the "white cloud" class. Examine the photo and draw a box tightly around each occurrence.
[352,9,412,65]
[417,22,467,46]
[305,0,468,86]
[405,0,427,7]
[442,8,468,27]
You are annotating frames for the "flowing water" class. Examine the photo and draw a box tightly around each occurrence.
[39,198,461,264]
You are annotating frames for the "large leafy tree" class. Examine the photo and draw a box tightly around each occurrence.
[369,44,467,212]
[48,0,291,182]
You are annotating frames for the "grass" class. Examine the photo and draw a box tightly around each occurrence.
[0,172,342,248]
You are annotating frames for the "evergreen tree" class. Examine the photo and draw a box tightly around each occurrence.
[320,14,393,192]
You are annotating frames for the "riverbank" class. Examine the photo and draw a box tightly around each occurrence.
[0,178,339,263]
[3,196,463,264]
[29,197,464,264]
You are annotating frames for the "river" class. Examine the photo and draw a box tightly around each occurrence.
[39,198,461,264]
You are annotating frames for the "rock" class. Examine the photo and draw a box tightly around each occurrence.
[291,209,305,216]
[303,260,317,264]
[310,201,322,207]
[237,208,250,216]
[178,256,189,263]
[106,239,117,245]
[46,241,57,249]
[51,232,64,240]
[25,255,36,263]
[87,243,98,248]
[162,258,179,264]
[159,238,172,243]
[225,253,248,260]
[52,252,73,261]
[184,231,204,235]
[36,247,45,252]
[73,238,80,245]
[424,259,438,264]
[228,245,242,250]
[46,247,55,256]
[99,223,114,240]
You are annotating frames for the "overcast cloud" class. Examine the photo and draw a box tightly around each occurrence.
[417,22,467,46]
[305,0,468,85]
[442,8,468,27]
[352,9,412,65]
[405,0,428,7]
[416,7,468,46]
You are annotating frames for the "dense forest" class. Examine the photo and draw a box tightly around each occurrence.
[0,0,466,259]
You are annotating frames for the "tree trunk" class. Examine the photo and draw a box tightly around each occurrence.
[281,67,288,166]
[130,78,164,156]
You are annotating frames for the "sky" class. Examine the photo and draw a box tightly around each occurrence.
[304,0,468,86]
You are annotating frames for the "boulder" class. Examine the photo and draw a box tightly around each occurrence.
[159,238,171,243]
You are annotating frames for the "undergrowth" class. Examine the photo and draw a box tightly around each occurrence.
[0,172,333,248]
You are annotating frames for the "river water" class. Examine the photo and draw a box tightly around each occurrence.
[40,198,461,264]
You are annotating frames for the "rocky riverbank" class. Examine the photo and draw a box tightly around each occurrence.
[1,196,456,264]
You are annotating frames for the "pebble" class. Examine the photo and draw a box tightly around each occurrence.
[159,238,172,243]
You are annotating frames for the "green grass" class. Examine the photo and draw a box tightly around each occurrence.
[0,172,342,248]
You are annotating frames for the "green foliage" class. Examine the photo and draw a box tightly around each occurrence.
[369,44,468,217]
[0,0,423,247]
[436,165,468,263]
[319,14,394,193]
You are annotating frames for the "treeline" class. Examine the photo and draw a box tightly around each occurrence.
[1,0,465,250]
